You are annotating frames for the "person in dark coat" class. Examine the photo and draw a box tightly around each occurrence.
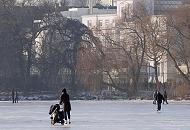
[15,90,19,103]
[156,91,164,111]
[163,90,168,104]
[59,88,71,124]
[12,89,15,103]
[153,90,158,104]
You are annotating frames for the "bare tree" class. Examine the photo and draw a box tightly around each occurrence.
[156,7,190,86]
[94,14,149,97]
[35,12,103,94]
[145,16,167,90]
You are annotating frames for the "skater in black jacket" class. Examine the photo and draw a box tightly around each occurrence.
[156,91,164,111]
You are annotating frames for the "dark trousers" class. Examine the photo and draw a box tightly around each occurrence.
[64,111,70,120]
[12,97,14,103]
[157,103,161,111]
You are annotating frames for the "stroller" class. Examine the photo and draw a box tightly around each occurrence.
[49,104,64,125]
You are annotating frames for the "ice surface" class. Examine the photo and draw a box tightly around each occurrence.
[0,100,190,130]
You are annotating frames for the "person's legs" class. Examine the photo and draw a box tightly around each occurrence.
[157,103,159,111]
[64,111,71,124]
[67,111,70,119]
[64,111,67,120]
[157,103,161,111]
[67,111,71,124]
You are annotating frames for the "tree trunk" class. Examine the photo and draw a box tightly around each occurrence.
[154,59,159,90]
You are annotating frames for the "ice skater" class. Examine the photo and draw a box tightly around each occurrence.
[163,90,168,104]
[153,90,158,105]
[15,90,19,103]
[59,88,71,124]
[156,91,164,111]
[12,89,15,103]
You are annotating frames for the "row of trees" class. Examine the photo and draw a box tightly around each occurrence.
[0,0,189,97]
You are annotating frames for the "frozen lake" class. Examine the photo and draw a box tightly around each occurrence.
[0,100,190,130]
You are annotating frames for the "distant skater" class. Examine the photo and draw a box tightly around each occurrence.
[163,90,168,104]
[59,88,71,124]
[156,91,164,111]
[12,89,15,103]
[153,90,158,105]
[15,90,18,103]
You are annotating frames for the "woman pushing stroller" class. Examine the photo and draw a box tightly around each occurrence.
[59,88,71,124]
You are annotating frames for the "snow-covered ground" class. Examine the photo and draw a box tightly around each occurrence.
[0,100,190,130]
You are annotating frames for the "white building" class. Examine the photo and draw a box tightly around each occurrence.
[116,0,154,18]
[100,0,117,6]
[61,7,117,21]
[81,13,117,31]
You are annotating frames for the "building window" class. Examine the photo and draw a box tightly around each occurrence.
[98,20,103,27]
[87,20,92,27]
[112,19,115,27]
[105,20,109,26]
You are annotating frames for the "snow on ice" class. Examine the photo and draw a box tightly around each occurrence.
[0,100,190,130]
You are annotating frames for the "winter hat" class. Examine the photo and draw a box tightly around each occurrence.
[62,88,66,93]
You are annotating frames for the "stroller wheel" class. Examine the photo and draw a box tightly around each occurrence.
[61,120,64,125]
[51,119,55,125]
